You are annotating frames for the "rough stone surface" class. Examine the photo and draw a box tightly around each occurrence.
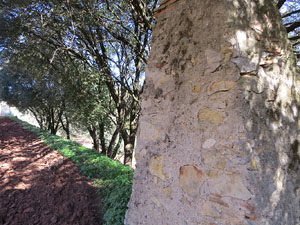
[126,0,300,224]
[209,174,252,200]
[198,108,224,124]
[192,83,202,93]
[149,155,166,180]
[231,57,258,74]
[205,49,223,73]
[202,139,216,149]
[179,165,205,197]
[208,81,236,95]
[201,201,220,218]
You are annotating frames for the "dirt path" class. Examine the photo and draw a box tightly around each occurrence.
[0,117,102,225]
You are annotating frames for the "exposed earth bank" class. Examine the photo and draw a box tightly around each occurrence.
[0,116,102,225]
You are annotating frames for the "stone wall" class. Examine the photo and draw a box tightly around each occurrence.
[126,0,300,224]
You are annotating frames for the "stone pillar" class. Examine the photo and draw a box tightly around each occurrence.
[126,0,300,224]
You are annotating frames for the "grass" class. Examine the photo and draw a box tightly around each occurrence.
[9,116,133,225]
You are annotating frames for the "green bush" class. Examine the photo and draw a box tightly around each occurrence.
[9,116,133,225]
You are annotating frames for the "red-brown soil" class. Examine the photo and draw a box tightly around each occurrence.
[0,117,103,225]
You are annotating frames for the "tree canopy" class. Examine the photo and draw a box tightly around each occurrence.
[278,0,300,58]
[0,0,299,166]
[0,0,159,165]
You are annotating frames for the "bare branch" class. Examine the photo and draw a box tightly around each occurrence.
[282,9,300,18]
[292,41,300,46]
[289,35,300,41]
[286,21,300,33]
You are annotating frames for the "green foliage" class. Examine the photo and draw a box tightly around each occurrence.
[0,0,160,164]
[9,116,133,225]
[99,174,133,225]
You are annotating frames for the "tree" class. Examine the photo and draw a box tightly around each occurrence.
[277,0,300,58]
[0,38,69,135]
[0,0,159,165]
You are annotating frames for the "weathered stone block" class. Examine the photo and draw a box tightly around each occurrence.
[207,170,219,179]
[202,139,216,149]
[208,81,236,95]
[179,165,205,197]
[149,155,166,180]
[205,49,223,73]
[210,174,252,200]
[139,121,161,141]
[192,83,202,93]
[198,108,224,124]
[161,186,173,198]
[231,57,258,74]
[215,158,227,170]
[201,201,220,218]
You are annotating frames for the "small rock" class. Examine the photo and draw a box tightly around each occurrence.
[149,155,166,180]
[139,122,161,141]
[210,174,252,200]
[161,186,173,198]
[44,210,51,215]
[179,165,205,197]
[51,215,57,223]
[155,62,168,69]
[205,49,223,73]
[198,108,224,124]
[231,57,258,74]
[202,139,216,149]
[215,158,227,170]
[201,201,220,218]
[207,170,219,179]
[208,81,236,95]
[23,207,35,213]
[192,84,202,93]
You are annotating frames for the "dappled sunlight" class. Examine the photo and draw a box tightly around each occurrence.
[0,128,66,192]
[227,0,300,223]
[1,116,133,224]
[0,116,103,224]
[270,167,285,208]
[0,129,64,191]
[125,0,300,224]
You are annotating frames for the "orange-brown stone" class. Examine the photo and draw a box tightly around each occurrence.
[179,165,205,197]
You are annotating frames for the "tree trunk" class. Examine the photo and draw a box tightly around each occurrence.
[98,122,107,155]
[122,102,139,165]
[63,116,70,139]
[123,137,134,166]
[88,125,100,152]
[107,127,120,158]
[59,114,70,139]
[111,135,122,159]
[29,109,44,129]
[46,108,58,135]
[122,126,137,166]
[65,116,70,139]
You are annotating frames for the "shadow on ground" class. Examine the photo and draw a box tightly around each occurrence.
[0,116,103,225]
